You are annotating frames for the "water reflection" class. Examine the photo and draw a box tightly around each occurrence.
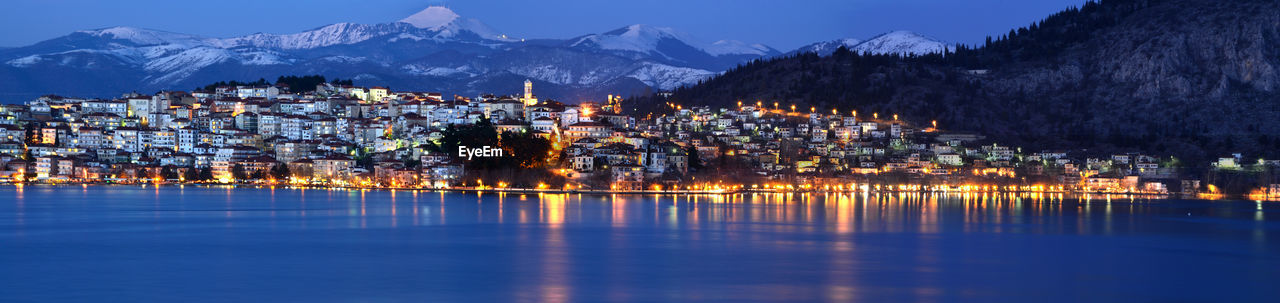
[1,186,1277,302]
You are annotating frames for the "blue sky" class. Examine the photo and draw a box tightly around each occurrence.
[1,0,1088,50]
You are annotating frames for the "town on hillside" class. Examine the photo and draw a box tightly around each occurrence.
[0,79,1277,199]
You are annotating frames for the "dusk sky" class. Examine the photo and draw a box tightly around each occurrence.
[2,0,1087,50]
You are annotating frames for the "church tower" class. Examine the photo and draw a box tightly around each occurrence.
[523,80,533,99]
[521,79,537,106]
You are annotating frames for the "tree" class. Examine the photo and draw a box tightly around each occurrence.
[183,167,199,181]
[231,164,248,181]
[23,122,42,145]
[250,170,266,180]
[160,166,178,180]
[686,146,704,170]
[401,154,422,170]
[271,164,290,180]
[198,167,214,181]
[352,145,374,170]
[275,75,329,93]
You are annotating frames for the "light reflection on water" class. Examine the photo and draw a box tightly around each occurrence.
[0,185,1278,302]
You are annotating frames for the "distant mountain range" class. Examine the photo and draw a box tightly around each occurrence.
[0,6,949,102]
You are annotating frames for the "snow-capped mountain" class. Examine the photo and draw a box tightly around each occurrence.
[853,31,952,55]
[570,25,773,57]
[397,6,508,41]
[0,6,776,102]
[787,38,862,56]
[789,31,952,57]
[567,24,778,71]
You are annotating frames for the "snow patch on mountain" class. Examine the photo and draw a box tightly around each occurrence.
[141,47,232,84]
[398,6,506,40]
[787,31,951,57]
[852,31,951,55]
[790,38,863,56]
[573,24,774,57]
[706,40,774,56]
[509,65,578,85]
[402,64,471,77]
[7,55,43,67]
[626,63,715,90]
[573,25,687,54]
[78,27,215,46]
[222,23,400,50]
[400,6,460,29]
[319,56,370,64]
[389,33,427,42]
[238,50,291,65]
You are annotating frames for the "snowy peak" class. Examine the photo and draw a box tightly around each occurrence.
[399,6,461,29]
[788,31,950,57]
[789,38,862,56]
[588,24,695,53]
[397,6,505,40]
[576,24,776,57]
[853,30,951,55]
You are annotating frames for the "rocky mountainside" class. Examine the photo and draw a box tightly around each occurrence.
[634,0,1280,165]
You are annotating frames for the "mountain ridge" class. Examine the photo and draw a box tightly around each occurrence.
[0,7,770,101]
[0,6,943,103]
[787,31,951,57]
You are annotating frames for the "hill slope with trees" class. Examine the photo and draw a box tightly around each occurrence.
[631,0,1280,168]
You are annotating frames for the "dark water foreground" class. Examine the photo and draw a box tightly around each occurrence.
[1,185,1277,302]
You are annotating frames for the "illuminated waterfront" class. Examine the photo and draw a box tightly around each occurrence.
[1,185,1278,302]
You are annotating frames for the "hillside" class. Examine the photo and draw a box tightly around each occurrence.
[632,0,1280,167]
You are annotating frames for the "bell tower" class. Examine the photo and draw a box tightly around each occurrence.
[523,80,533,100]
[521,79,537,106]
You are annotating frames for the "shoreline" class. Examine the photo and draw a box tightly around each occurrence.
[4,181,1266,201]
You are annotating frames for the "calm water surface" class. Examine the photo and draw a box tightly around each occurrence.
[1,185,1277,302]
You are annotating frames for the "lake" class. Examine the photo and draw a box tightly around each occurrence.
[1,185,1277,302]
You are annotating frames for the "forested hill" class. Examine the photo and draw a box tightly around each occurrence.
[630,0,1280,166]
